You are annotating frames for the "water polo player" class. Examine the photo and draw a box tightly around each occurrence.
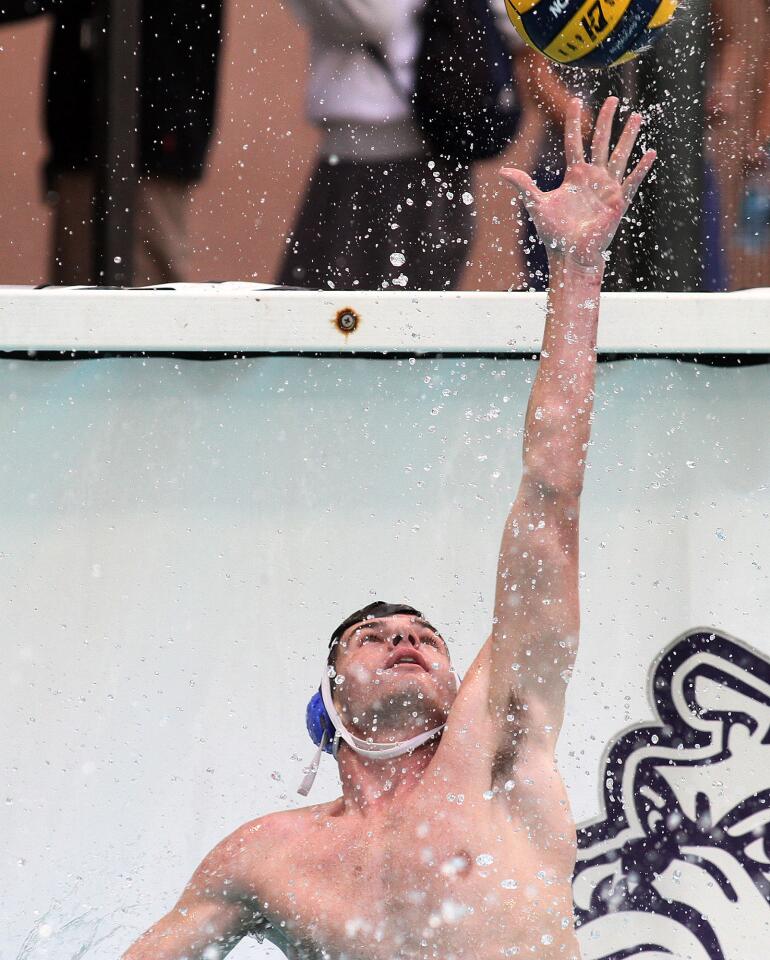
[123,97,656,960]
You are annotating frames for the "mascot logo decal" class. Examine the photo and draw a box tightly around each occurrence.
[573,630,770,960]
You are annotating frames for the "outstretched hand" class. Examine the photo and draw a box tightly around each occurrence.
[501,97,657,270]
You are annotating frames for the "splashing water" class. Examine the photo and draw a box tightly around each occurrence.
[15,905,130,960]
[14,888,139,960]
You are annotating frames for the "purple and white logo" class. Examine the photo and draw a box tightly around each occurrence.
[574,630,770,959]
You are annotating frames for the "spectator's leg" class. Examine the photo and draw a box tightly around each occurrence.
[278,159,412,290]
[50,171,190,285]
[277,158,475,291]
[49,170,97,285]
[277,160,345,289]
[396,160,475,290]
[134,177,192,285]
[310,158,475,291]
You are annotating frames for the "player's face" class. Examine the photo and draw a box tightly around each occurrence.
[331,614,457,737]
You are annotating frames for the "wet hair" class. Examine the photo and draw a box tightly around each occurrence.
[326,600,444,670]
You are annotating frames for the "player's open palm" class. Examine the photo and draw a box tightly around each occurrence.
[502,97,657,269]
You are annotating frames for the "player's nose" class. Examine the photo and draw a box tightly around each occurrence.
[391,632,420,648]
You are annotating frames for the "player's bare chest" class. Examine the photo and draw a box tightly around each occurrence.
[314,797,514,890]
[254,797,535,958]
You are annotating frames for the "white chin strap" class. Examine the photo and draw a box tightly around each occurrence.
[297,667,460,797]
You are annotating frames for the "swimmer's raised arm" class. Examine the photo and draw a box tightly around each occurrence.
[121,821,266,960]
[488,99,655,766]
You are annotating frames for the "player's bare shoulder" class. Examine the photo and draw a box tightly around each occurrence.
[210,799,344,889]
[214,808,304,872]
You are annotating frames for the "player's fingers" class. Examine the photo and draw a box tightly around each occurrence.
[565,97,585,168]
[622,149,657,205]
[608,111,643,181]
[591,96,619,167]
[500,167,542,203]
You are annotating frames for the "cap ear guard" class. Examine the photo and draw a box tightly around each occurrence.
[305,688,336,755]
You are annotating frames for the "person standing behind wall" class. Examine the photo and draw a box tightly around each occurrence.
[0,0,223,285]
[278,0,478,291]
[711,0,770,289]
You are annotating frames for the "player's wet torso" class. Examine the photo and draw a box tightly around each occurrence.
[238,772,579,960]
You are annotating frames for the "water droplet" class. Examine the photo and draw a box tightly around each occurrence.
[390,252,406,267]
[440,855,469,877]
[462,192,474,205]
[441,899,470,923]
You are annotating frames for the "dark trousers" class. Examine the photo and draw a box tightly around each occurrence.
[278,158,475,291]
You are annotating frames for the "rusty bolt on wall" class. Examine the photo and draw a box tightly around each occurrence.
[334,308,360,335]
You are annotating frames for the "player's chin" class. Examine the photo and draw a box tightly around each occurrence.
[386,673,454,715]
[382,664,443,691]
[377,665,427,691]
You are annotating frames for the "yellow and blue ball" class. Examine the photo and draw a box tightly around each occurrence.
[505,0,678,69]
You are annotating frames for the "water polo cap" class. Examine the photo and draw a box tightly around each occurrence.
[297,601,460,796]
